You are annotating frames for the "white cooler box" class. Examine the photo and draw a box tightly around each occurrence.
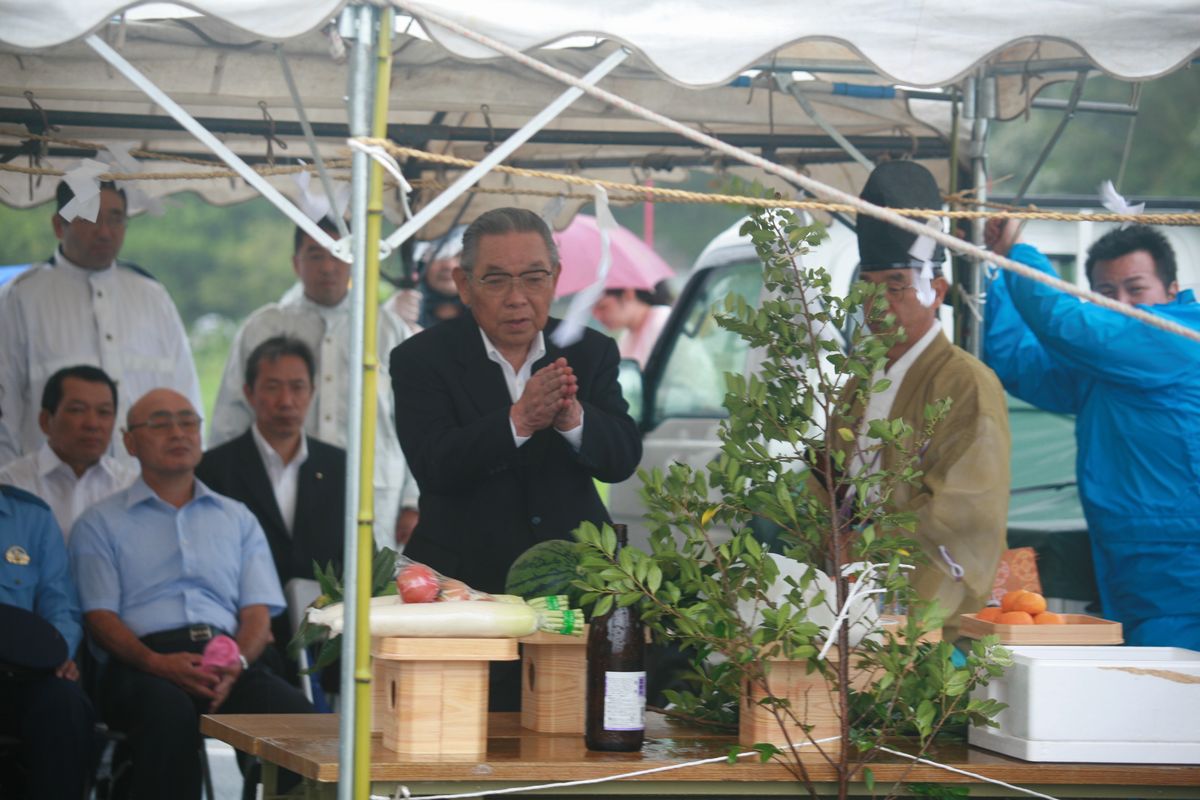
[969,646,1200,763]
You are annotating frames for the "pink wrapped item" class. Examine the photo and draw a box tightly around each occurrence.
[201,635,241,672]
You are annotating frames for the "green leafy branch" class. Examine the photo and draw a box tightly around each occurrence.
[574,201,1012,800]
[288,545,398,672]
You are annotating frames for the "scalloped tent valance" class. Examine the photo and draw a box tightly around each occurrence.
[2,0,1197,87]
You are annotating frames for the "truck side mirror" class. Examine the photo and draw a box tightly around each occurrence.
[617,358,644,424]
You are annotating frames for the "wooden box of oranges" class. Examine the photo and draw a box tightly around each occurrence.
[959,590,1123,645]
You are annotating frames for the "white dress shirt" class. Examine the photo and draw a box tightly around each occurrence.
[0,441,139,538]
[249,424,308,534]
[851,320,943,484]
[478,329,583,450]
[0,250,202,467]
[210,291,416,549]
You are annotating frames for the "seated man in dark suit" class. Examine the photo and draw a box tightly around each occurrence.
[197,336,345,681]
[389,207,642,709]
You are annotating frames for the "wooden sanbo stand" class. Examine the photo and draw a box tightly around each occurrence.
[371,637,519,756]
[740,616,940,755]
[518,628,589,733]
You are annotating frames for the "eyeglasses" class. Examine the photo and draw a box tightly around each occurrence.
[127,411,203,433]
[883,283,917,297]
[471,269,554,296]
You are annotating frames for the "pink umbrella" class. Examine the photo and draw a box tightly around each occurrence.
[552,214,674,298]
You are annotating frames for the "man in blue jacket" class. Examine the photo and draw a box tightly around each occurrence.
[984,222,1200,649]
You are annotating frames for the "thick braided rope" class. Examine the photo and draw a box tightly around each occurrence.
[0,160,351,181]
[0,127,353,179]
[5,125,1200,225]
[2,128,236,168]
[371,140,1200,225]
[387,1,1200,345]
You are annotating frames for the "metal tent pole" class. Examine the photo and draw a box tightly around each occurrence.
[378,48,629,254]
[83,34,341,256]
[351,5,394,798]
[277,44,351,240]
[339,4,376,800]
[965,71,993,358]
[775,74,874,170]
[1011,71,1089,204]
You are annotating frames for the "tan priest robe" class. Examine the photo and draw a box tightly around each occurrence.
[836,332,1010,639]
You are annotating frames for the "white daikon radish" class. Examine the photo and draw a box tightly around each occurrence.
[306,598,580,638]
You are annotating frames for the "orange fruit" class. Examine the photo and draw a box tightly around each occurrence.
[1009,592,1047,616]
[997,611,1035,625]
[1034,612,1065,625]
[1000,590,1030,612]
[976,607,1004,622]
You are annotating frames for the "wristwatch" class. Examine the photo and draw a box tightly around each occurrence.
[238,653,250,671]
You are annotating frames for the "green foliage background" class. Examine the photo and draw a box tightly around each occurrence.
[989,70,1200,196]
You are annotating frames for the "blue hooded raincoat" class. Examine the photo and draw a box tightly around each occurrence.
[984,243,1200,649]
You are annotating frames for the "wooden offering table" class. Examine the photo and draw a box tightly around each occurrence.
[202,713,1200,800]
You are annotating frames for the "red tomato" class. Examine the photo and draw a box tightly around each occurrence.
[396,563,440,603]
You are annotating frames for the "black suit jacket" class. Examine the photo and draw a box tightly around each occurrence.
[196,430,346,589]
[389,315,642,594]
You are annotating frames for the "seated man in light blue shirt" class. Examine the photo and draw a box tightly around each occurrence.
[0,483,95,800]
[69,388,313,800]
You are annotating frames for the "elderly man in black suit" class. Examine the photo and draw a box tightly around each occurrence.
[389,208,642,706]
[197,336,344,680]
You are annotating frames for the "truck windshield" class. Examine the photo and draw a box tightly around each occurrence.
[651,259,762,422]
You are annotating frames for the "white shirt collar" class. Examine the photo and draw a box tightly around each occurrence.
[478,328,547,404]
[478,328,546,374]
[250,422,309,472]
[34,440,122,482]
[52,246,116,277]
[886,319,942,378]
[297,291,348,323]
[851,320,943,496]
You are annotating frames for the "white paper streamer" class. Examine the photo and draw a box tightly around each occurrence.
[914,260,936,307]
[346,139,414,220]
[551,184,613,348]
[815,561,914,661]
[102,142,141,174]
[908,217,943,308]
[539,194,567,227]
[293,164,351,223]
[97,143,166,217]
[1098,179,1145,228]
[58,159,109,222]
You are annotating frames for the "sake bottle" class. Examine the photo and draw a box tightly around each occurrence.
[584,524,646,751]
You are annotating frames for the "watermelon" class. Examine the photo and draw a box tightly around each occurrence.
[505,540,584,605]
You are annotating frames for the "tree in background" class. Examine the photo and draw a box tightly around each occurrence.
[990,69,1200,197]
[0,194,295,327]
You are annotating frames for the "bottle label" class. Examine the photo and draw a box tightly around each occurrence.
[603,670,646,731]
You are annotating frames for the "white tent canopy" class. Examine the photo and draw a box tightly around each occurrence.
[4,0,1198,85]
[1,9,975,225]
[0,25,957,223]
[5,2,1196,230]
